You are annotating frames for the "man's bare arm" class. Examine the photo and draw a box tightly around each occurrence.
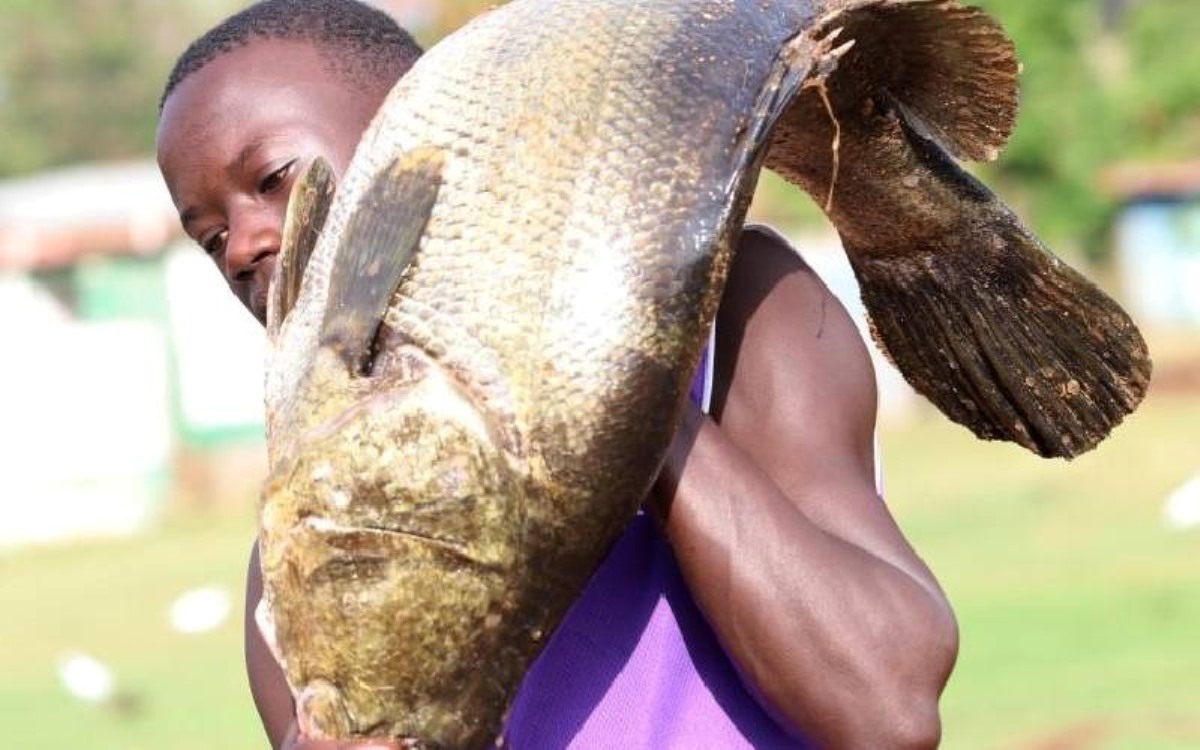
[655,227,958,749]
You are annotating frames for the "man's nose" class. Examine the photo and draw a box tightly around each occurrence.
[224,210,280,284]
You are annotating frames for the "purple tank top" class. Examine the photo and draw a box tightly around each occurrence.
[503,336,814,748]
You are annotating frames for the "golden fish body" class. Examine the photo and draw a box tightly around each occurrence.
[259,0,1149,746]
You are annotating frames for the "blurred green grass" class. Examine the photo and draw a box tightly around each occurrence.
[885,382,1200,749]
[1,382,1197,749]
[0,511,261,749]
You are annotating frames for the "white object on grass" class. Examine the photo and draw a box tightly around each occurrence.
[168,586,233,634]
[58,652,116,704]
[1163,473,1200,531]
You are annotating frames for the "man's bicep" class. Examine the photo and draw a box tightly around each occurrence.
[719,237,943,595]
[719,231,878,491]
[246,540,296,749]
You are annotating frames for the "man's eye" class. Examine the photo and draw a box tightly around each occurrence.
[201,230,228,257]
[259,160,296,195]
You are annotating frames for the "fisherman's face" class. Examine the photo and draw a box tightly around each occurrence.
[157,39,387,325]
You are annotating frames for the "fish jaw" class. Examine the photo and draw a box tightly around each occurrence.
[260,346,533,745]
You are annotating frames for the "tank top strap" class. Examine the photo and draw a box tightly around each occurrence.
[688,323,717,413]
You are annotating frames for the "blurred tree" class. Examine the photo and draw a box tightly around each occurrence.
[0,0,239,178]
[971,0,1200,259]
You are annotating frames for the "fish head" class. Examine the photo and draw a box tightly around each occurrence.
[259,344,532,736]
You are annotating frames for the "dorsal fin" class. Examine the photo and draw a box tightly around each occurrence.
[267,157,335,338]
[318,147,444,375]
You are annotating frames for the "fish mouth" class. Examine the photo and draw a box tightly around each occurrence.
[299,516,502,573]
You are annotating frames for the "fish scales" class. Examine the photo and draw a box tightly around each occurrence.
[264,2,814,745]
[260,0,1149,746]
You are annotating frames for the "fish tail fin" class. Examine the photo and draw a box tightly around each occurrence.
[847,202,1151,458]
[319,147,443,375]
[762,0,1149,457]
[810,0,1020,162]
[267,157,336,340]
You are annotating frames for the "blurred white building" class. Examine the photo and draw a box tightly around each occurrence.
[0,161,266,549]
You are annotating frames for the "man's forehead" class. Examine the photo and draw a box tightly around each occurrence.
[163,63,311,149]
[162,39,371,130]
[182,45,308,103]
[156,37,381,196]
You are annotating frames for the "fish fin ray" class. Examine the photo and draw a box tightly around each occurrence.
[267,157,336,339]
[812,0,1019,161]
[845,171,1151,458]
[319,147,443,374]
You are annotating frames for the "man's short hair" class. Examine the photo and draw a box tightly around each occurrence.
[161,0,423,109]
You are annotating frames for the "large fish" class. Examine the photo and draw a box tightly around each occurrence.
[259,0,1150,746]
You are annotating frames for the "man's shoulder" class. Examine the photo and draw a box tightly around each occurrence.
[738,223,809,265]
[715,222,876,420]
[721,223,818,326]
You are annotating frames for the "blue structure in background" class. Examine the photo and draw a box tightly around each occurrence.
[1108,163,1200,327]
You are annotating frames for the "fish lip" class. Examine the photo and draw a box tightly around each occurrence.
[300,516,498,571]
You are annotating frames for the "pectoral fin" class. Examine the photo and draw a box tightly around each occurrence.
[319,147,444,375]
[267,157,336,339]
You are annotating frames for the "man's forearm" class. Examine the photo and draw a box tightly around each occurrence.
[656,410,958,749]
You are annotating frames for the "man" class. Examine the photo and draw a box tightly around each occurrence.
[156,1,958,748]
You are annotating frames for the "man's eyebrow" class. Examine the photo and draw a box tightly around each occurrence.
[180,206,201,230]
[232,137,269,174]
